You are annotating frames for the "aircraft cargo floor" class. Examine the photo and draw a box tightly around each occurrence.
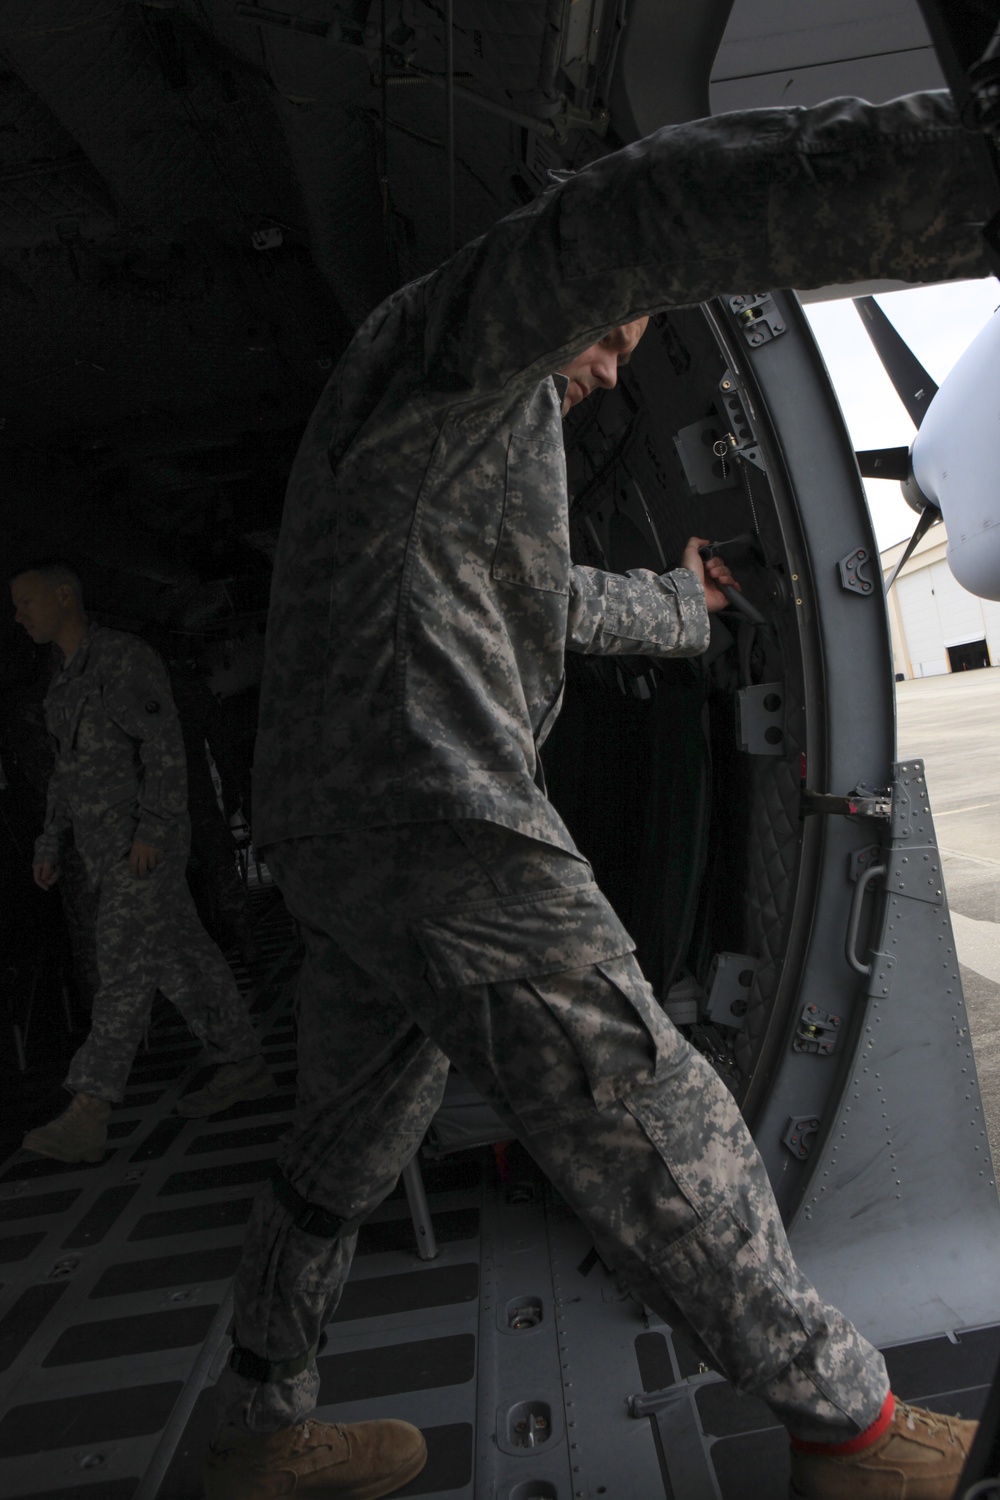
[1,893,998,1500]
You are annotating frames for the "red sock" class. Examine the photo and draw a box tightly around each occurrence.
[790,1392,895,1457]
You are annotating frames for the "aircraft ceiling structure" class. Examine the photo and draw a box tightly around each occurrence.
[0,0,633,640]
[0,0,965,645]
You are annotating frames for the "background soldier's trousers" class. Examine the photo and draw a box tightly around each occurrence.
[66,850,260,1103]
[215,820,889,1444]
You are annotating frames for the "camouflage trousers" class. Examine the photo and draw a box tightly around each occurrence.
[65,849,260,1103]
[58,839,101,1006]
[215,820,888,1444]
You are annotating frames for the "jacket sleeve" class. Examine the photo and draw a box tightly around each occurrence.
[33,757,72,866]
[565,565,709,657]
[420,93,989,397]
[101,640,188,849]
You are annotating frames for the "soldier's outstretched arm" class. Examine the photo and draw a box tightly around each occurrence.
[101,637,188,853]
[421,93,991,397]
[564,539,739,656]
[564,563,709,657]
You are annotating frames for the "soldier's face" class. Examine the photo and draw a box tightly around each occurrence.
[557,318,649,416]
[10,573,68,645]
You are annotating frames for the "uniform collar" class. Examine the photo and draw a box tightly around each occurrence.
[56,620,100,680]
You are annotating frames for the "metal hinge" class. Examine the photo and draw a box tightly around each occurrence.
[802,784,892,820]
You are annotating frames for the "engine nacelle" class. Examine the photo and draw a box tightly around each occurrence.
[911,309,1000,600]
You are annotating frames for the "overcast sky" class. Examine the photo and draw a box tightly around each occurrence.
[804,277,1000,553]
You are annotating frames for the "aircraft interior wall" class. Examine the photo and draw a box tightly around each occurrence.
[544,305,807,1104]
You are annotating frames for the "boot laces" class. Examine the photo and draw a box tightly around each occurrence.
[897,1402,957,1446]
[299,1422,349,1449]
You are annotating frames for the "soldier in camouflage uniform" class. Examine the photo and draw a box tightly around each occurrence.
[206,95,989,1500]
[9,564,274,1163]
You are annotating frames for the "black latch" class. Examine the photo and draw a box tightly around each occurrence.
[802,783,892,820]
[729,292,786,347]
[793,1002,841,1056]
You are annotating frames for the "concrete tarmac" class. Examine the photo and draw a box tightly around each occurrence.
[896,667,1000,1165]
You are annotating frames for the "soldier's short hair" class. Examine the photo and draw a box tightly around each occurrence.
[10,560,84,606]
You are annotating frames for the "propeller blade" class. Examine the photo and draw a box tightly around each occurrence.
[884,505,940,593]
[855,445,910,481]
[853,296,939,428]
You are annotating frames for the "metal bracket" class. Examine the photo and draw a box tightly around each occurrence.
[673,416,740,494]
[704,952,758,1029]
[736,682,785,756]
[628,1370,723,1419]
[782,1115,820,1160]
[674,376,765,494]
[849,845,883,881]
[793,1002,842,1055]
[839,547,877,596]
[718,371,766,472]
[802,784,892,820]
[729,292,786,347]
[628,1373,726,1499]
[552,98,610,142]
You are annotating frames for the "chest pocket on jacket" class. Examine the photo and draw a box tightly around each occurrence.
[50,679,91,754]
[492,434,570,596]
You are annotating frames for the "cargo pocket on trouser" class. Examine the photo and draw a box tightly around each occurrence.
[624,1080,825,1391]
[412,881,684,1128]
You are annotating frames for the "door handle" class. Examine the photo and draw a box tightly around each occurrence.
[845,862,887,976]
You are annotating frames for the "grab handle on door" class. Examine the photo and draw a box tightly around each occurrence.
[845,862,886,976]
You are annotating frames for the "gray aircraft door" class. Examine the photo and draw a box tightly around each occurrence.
[710,288,1000,1347]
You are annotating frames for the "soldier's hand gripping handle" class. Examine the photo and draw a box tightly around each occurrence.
[33,860,61,890]
[129,840,164,879]
[683,536,745,617]
[694,539,766,624]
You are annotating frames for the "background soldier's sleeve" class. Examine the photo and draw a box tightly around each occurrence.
[422,93,990,395]
[565,565,709,657]
[34,755,72,866]
[102,640,188,849]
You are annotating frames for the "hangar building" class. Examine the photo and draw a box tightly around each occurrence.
[882,522,1000,678]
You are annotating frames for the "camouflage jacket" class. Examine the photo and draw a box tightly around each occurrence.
[254,92,990,852]
[34,625,190,883]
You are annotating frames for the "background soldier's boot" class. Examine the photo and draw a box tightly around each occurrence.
[175,1055,275,1117]
[22,1093,110,1163]
[204,1417,427,1500]
[789,1400,977,1498]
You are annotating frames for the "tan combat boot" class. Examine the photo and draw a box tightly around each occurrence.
[789,1399,977,1498]
[175,1054,276,1117]
[22,1092,111,1163]
[204,1418,427,1500]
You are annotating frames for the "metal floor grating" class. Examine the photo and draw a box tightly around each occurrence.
[1,891,997,1499]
